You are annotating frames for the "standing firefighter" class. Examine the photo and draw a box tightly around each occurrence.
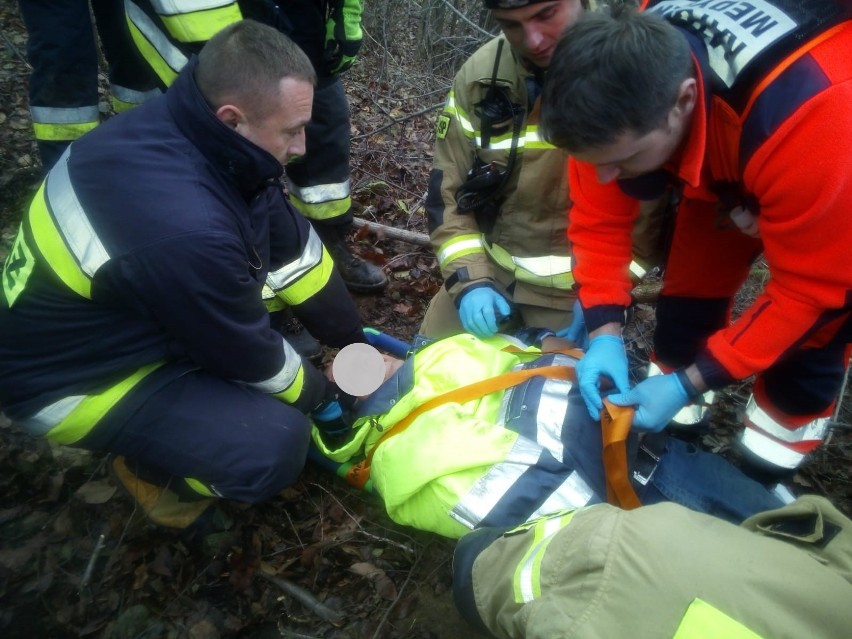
[421,0,665,341]
[18,0,161,171]
[123,0,387,294]
[540,3,852,479]
[0,22,365,528]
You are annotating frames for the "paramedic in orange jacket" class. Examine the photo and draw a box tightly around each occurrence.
[539,3,852,480]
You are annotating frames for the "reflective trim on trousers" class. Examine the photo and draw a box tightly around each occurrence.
[739,427,807,470]
[30,105,100,125]
[287,178,351,204]
[744,395,830,444]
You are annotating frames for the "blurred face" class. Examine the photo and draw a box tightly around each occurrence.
[492,0,583,69]
[223,77,313,165]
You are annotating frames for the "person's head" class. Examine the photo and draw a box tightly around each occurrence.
[485,0,586,69]
[540,7,697,182]
[196,20,317,165]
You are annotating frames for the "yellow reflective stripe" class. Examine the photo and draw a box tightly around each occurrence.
[289,195,352,221]
[483,242,574,290]
[32,121,98,142]
[444,92,476,139]
[512,511,575,604]
[251,338,303,396]
[159,4,241,43]
[674,598,764,639]
[110,85,161,113]
[185,477,217,498]
[438,234,485,269]
[49,361,166,444]
[266,230,335,305]
[28,182,92,299]
[278,247,335,305]
[126,0,185,87]
[271,361,306,404]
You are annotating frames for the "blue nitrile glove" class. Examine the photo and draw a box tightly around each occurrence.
[458,286,513,338]
[607,373,691,432]
[555,298,588,349]
[575,334,630,420]
[324,0,363,74]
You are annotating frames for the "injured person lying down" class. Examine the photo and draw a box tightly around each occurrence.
[311,331,786,539]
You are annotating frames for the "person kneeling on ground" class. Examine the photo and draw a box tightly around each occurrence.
[0,21,367,529]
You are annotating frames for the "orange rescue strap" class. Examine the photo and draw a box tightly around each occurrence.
[345,349,641,509]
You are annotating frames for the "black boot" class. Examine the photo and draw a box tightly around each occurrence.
[323,233,388,294]
[270,309,322,362]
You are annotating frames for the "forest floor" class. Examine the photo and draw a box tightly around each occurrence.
[1,2,850,638]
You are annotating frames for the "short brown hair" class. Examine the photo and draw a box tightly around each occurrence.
[195,20,316,119]
[540,7,693,152]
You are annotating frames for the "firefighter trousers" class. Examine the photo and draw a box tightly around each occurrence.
[77,368,313,503]
[19,0,159,170]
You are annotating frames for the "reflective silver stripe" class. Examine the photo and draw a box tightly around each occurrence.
[744,395,829,444]
[450,436,544,530]
[48,148,111,277]
[532,378,574,461]
[30,106,99,125]
[511,254,572,278]
[528,472,595,521]
[151,0,233,13]
[287,179,351,204]
[126,0,189,71]
[16,395,86,437]
[110,83,162,105]
[266,228,324,292]
[438,236,484,265]
[739,427,805,470]
[647,362,714,425]
[247,338,302,394]
[517,516,564,603]
[629,260,647,279]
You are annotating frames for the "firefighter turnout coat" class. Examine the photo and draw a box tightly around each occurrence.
[426,36,576,315]
[453,496,852,639]
[0,58,364,442]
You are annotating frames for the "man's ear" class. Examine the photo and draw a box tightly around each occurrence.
[670,77,697,122]
[215,104,246,130]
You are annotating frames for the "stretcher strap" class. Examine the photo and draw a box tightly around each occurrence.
[601,399,641,509]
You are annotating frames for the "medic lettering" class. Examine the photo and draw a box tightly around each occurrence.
[649,0,797,87]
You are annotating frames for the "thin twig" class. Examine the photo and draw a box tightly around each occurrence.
[370,540,427,639]
[0,28,30,67]
[80,533,107,588]
[352,103,444,140]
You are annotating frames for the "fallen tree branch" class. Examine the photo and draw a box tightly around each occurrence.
[352,217,430,247]
[258,570,345,627]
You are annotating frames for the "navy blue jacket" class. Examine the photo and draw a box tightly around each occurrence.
[0,59,363,418]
